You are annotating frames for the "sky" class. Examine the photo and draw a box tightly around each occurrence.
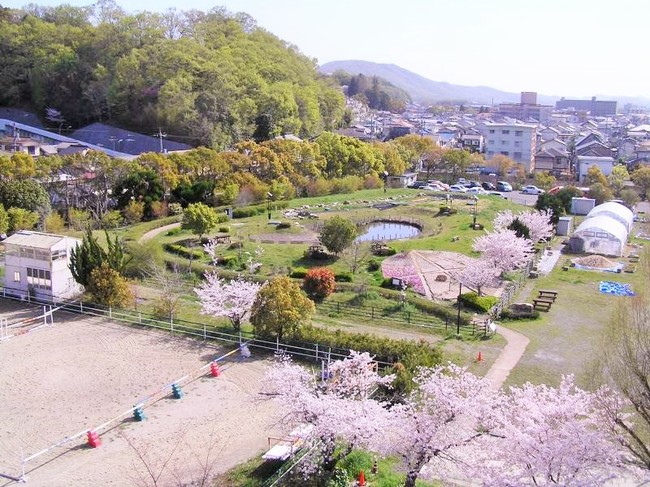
[4,0,649,98]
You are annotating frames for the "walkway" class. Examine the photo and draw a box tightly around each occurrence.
[138,222,181,243]
[484,325,530,390]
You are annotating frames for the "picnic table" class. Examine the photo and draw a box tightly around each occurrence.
[533,299,552,311]
[537,289,558,300]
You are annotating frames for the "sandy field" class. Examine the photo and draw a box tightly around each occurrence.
[0,301,280,487]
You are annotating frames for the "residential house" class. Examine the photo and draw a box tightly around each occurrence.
[534,147,571,176]
[576,155,615,181]
[540,126,561,141]
[3,231,83,301]
[483,122,537,172]
[458,132,484,153]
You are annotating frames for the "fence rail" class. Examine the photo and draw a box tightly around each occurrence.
[0,286,393,366]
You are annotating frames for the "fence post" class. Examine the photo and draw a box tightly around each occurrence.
[170,316,174,335]
[203,324,207,340]
[138,312,142,325]
[109,307,112,319]
[80,301,83,313]
[371,307,374,320]
[337,302,340,313]
[407,311,411,324]
[315,343,319,361]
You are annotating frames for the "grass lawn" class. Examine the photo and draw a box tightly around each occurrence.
[502,257,646,389]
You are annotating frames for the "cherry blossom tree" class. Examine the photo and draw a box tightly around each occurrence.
[263,351,394,474]
[471,376,627,486]
[194,274,261,330]
[473,229,533,274]
[380,364,497,487]
[493,209,554,243]
[519,209,554,243]
[455,257,500,296]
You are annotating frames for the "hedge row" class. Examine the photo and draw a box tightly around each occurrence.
[163,243,203,260]
[232,201,290,219]
[459,292,498,313]
[290,267,352,282]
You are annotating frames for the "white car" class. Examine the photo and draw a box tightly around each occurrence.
[521,185,545,195]
[421,184,445,191]
[449,184,467,193]
[466,187,488,195]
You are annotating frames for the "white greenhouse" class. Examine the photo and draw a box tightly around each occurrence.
[584,201,634,232]
[568,215,629,257]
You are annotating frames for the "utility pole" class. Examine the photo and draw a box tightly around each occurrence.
[154,128,167,153]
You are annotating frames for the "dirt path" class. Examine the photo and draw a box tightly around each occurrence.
[138,222,181,243]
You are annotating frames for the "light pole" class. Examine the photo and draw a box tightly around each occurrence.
[472,195,479,228]
[382,171,389,193]
[267,192,273,220]
[457,282,462,335]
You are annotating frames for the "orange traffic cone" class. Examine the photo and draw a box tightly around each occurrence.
[358,469,366,486]
[477,351,483,362]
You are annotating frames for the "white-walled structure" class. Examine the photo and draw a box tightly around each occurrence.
[3,231,83,301]
[483,122,537,172]
[568,215,628,257]
[576,155,615,181]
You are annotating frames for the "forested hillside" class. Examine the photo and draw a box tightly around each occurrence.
[0,4,345,148]
[330,71,410,112]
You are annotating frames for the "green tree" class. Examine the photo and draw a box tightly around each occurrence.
[250,276,315,341]
[319,216,357,255]
[555,186,584,214]
[44,212,65,233]
[441,149,471,182]
[69,228,129,287]
[122,200,144,224]
[491,154,515,177]
[0,179,51,219]
[533,171,556,190]
[181,202,224,240]
[607,165,629,197]
[631,166,650,200]
[87,262,133,308]
[620,188,641,208]
[7,207,39,232]
[535,194,564,224]
[68,208,92,231]
[588,182,614,205]
[584,165,608,187]
[0,204,8,235]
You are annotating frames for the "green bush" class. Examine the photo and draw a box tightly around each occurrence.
[459,292,498,313]
[338,451,373,480]
[163,243,203,260]
[367,259,380,272]
[290,267,309,279]
[216,255,238,267]
[166,227,182,236]
[334,272,353,282]
[500,308,541,320]
[218,226,230,233]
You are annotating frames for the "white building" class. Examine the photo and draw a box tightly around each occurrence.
[568,215,628,257]
[576,155,615,182]
[483,122,537,172]
[585,201,634,232]
[3,231,83,301]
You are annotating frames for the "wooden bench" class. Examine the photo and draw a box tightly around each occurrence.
[537,289,558,300]
[534,295,555,304]
[533,299,552,311]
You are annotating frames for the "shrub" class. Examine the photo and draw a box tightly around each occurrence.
[459,292,498,313]
[500,308,541,320]
[334,272,353,282]
[228,241,243,250]
[166,227,182,236]
[218,226,230,233]
[163,243,203,260]
[290,267,309,279]
[168,202,184,215]
[215,255,238,267]
[303,267,336,299]
[367,259,380,272]
[276,221,291,229]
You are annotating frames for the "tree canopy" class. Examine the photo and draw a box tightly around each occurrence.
[0,5,345,148]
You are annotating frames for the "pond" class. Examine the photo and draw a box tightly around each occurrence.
[356,221,421,242]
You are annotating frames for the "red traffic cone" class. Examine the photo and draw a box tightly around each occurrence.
[358,469,366,486]
[477,351,483,362]
[87,430,101,448]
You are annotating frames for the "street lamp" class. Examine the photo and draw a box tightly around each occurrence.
[457,282,462,335]
[382,171,389,193]
[472,195,479,228]
[267,192,273,220]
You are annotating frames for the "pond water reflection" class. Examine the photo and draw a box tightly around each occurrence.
[356,221,421,242]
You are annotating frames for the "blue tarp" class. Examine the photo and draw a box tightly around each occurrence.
[599,281,635,297]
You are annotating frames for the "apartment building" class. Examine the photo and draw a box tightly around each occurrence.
[483,122,538,172]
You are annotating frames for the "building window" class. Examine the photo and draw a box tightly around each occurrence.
[514,141,521,147]
[489,129,495,134]
[26,267,52,290]
[13,271,20,282]
[51,249,67,261]
[501,140,508,145]
[515,130,523,136]
[487,151,494,156]
[502,130,510,135]
[500,151,509,156]
[514,152,522,159]
[488,139,495,145]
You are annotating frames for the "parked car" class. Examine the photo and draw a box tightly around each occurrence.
[449,184,467,192]
[466,186,488,195]
[488,191,506,198]
[464,181,481,188]
[427,180,450,190]
[481,181,496,191]
[422,184,445,191]
[496,181,513,192]
[407,181,426,189]
[521,185,545,195]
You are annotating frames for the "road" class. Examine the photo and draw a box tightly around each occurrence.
[500,191,539,207]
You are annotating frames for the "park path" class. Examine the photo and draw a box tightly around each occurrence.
[138,221,181,243]
[484,326,529,390]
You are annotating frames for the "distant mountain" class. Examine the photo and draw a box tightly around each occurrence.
[319,60,650,108]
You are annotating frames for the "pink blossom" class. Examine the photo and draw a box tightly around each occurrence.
[194,274,261,330]
[381,254,425,295]
[473,229,533,273]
